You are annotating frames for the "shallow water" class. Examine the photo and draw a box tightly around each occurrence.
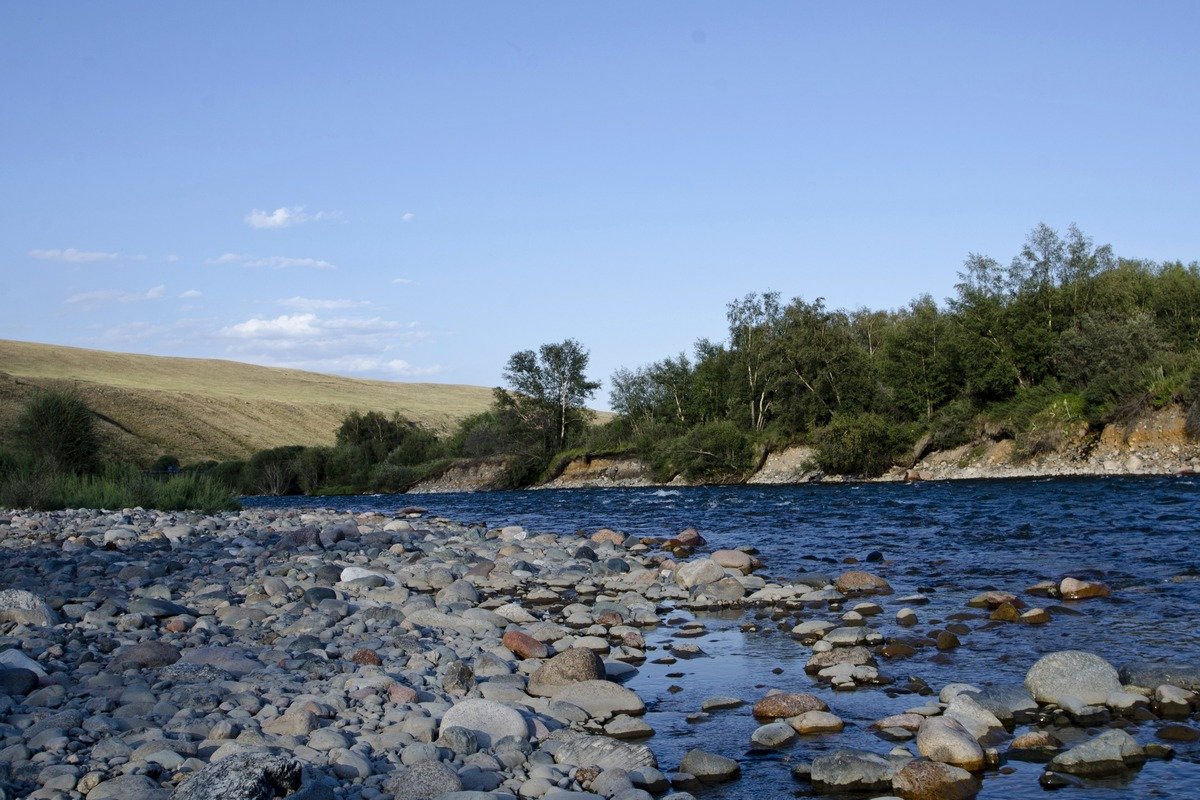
[247,476,1200,798]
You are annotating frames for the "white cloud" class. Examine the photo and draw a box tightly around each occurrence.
[401,212,415,223]
[278,296,370,311]
[220,314,321,339]
[245,206,340,229]
[392,277,412,285]
[166,254,180,263]
[216,311,440,377]
[65,285,169,305]
[31,248,119,263]
[207,253,336,269]
[179,289,202,299]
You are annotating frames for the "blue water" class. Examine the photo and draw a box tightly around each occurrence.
[246,477,1200,798]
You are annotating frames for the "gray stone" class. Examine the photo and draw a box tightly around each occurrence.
[1119,662,1200,692]
[915,716,985,771]
[674,559,726,589]
[385,760,465,800]
[750,721,797,748]
[88,774,167,800]
[0,589,59,626]
[110,642,181,670]
[547,730,657,770]
[678,749,740,783]
[551,680,645,719]
[810,749,895,792]
[527,648,607,697]
[171,753,334,800]
[1025,651,1121,705]
[439,699,529,749]
[1050,729,1145,777]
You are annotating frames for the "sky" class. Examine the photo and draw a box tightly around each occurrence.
[2,2,1199,406]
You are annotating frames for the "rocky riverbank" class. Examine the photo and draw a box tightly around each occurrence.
[1,507,1197,800]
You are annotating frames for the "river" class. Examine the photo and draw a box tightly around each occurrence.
[246,476,1200,798]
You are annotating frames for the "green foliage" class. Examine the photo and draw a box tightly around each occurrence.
[245,446,304,495]
[653,421,755,482]
[151,454,181,473]
[0,461,238,512]
[811,413,915,477]
[497,338,601,453]
[13,389,99,474]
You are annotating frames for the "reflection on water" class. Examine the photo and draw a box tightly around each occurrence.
[247,476,1200,798]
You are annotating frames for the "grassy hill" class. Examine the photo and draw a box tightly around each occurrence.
[0,339,495,464]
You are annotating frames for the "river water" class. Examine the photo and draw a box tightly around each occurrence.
[246,476,1200,798]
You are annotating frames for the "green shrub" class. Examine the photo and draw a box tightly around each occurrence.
[13,389,99,474]
[649,420,755,482]
[151,454,181,473]
[0,462,239,512]
[245,446,304,495]
[812,413,914,477]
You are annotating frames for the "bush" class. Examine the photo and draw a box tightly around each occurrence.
[0,462,239,512]
[151,454,181,474]
[812,413,914,477]
[650,421,755,482]
[245,446,304,495]
[13,389,99,474]
[926,398,978,452]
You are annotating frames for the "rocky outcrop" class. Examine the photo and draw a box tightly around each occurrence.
[407,457,512,493]
[541,455,657,488]
[746,446,821,483]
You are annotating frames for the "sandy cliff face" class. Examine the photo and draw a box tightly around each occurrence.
[540,456,656,489]
[895,405,1198,482]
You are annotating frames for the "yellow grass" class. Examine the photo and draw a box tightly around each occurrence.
[0,339,495,463]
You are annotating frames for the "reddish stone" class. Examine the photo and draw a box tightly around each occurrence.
[350,648,382,666]
[502,629,549,659]
[752,692,828,720]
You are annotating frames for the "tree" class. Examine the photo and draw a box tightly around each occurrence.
[727,291,782,431]
[498,339,600,451]
[14,389,99,474]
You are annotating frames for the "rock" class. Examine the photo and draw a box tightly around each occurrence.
[605,715,654,739]
[752,692,828,719]
[552,680,645,718]
[788,710,844,734]
[1049,729,1145,777]
[892,760,980,800]
[385,760,464,800]
[0,667,38,695]
[1119,662,1200,692]
[528,648,607,696]
[1011,730,1062,752]
[1059,577,1111,600]
[1156,723,1200,742]
[1025,650,1121,705]
[502,630,548,659]
[675,559,726,589]
[962,684,1037,726]
[834,570,892,595]
[171,753,331,800]
[710,549,753,573]
[810,749,895,792]
[700,696,743,711]
[110,642,181,670]
[439,699,529,748]
[678,749,740,783]
[915,716,985,771]
[943,694,1006,744]
[0,589,59,626]
[178,646,259,676]
[548,731,657,771]
[88,774,167,799]
[750,721,797,748]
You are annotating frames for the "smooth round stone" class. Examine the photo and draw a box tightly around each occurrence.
[752,692,827,720]
[892,759,980,800]
[789,710,844,734]
[1025,651,1121,705]
[439,699,529,749]
[551,680,645,719]
[916,716,985,771]
[679,749,740,783]
[751,721,797,748]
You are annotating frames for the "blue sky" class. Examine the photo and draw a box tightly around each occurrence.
[2,2,1198,404]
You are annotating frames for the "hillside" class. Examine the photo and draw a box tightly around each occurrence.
[0,339,495,464]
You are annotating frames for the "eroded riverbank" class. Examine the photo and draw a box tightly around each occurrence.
[3,477,1199,799]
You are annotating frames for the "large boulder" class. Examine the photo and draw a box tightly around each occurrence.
[1025,651,1121,705]
[675,559,727,589]
[1049,729,1145,777]
[546,730,657,770]
[710,549,753,573]
[88,775,167,800]
[892,759,980,800]
[679,749,740,783]
[943,694,1006,744]
[439,699,529,749]
[551,680,645,718]
[1119,662,1200,692]
[171,753,334,800]
[0,589,59,627]
[810,749,895,792]
[915,716,985,771]
[528,648,607,697]
[752,692,828,720]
